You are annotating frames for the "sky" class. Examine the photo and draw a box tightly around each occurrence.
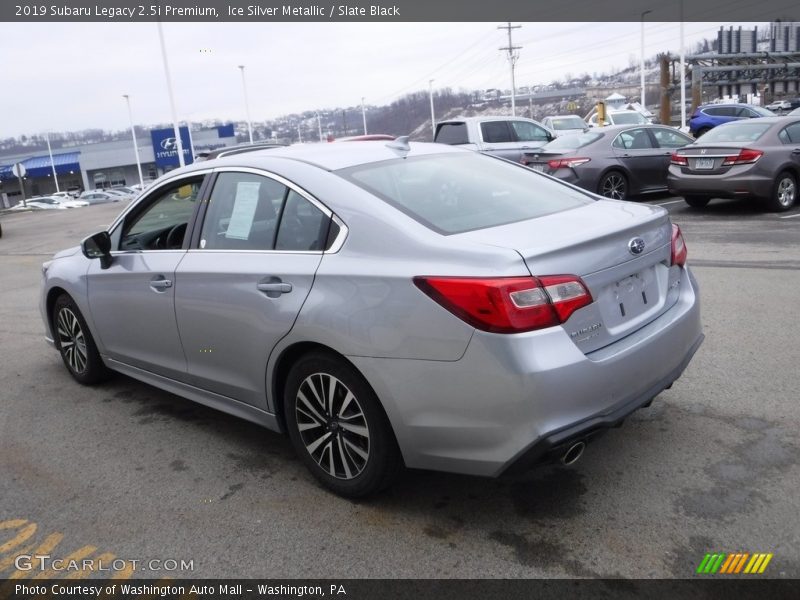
[0,21,759,138]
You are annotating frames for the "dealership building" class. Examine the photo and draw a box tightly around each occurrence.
[0,125,236,206]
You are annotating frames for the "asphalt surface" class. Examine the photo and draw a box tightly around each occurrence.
[0,195,799,580]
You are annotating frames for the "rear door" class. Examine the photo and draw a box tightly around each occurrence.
[649,127,693,185]
[174,169,333,409]
[611,128,666,193]
[478,120,521,160]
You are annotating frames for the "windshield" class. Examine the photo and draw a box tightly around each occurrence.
[550,116,586,130]
[610,112,647,124]
[338,153,592,235]
[542,131,603,150]
[700,122,771,143]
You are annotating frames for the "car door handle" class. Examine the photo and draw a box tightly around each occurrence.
[257,282,292,294]
[149,278,172,291]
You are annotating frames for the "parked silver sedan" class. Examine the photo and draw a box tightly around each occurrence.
[40,141,703,497]
[668,116,800,211]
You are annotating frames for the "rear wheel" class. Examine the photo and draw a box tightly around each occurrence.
[767,171,796,212]
[284,351,401,498]
[694,127,711,138]
[683,195,711,208]
[52,294,111,384]
[598,171,628,200]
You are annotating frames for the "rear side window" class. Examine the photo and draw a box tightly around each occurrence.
[338,153,592,235]
[200,172,330,251]
[651,128,692,148]
[613,128,654,149]
[434,123,469,145]
[480,121,513,143]
[544,131,603,149]
[779,122,800,144]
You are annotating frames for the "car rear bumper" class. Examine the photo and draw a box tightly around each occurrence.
[667,167,773,200]
[350,267,703,477]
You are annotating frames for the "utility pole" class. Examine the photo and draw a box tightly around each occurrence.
[157,22,185,168]
[498,22,522,116]
[429,79,436,139]
[679,0,687,128]
[640,10,652,108]
[361,97,368,135]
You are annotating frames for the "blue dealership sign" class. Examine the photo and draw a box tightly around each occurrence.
[150,126,194,168]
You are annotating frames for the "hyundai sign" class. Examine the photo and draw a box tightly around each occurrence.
[151,126,194,168]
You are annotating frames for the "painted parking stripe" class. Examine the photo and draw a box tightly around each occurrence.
[779,212,800,219]
[653,199,686,206]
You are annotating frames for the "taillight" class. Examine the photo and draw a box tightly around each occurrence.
[413,275,593,334]
[721,148,763,166]
[670,152,688,166]
[671,224,687,267]
[547,157,591,169]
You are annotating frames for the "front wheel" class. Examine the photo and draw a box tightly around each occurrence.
[284,352,401,498]
[598,171,628,200]
[766,171,797,212]
[683,195,711,208]
[53,294,111,384]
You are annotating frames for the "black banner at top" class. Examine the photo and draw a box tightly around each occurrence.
[2,0,799,22]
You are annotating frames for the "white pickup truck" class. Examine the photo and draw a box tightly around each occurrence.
[434,116,554,163]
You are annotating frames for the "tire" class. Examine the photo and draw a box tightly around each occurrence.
[52,294,111,385]
[598,171,628,200]
[766,171,797,212]
[683,195,711,208]
[284,351,401,498]
[694,127,711,138]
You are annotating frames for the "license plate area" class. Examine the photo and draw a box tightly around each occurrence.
[598,266,660,331]
[693,157,715,170]
[530,163,545,172]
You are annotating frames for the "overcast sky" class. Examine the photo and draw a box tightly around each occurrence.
[0,21,756,138]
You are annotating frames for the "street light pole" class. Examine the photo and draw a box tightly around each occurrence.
[640,10,652,108]
[429,79,436,139]
[45,132,59,193]
[123,94,144,188]
[157,21,185,168]
[316,112,323,142]
[238,65,254,144]
[361,97,367,135]
[679,1,687,128]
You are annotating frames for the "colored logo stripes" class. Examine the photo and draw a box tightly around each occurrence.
[696,552,773,574]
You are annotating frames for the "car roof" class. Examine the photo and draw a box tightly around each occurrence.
[437,116,541,124]
[183,140,469,172]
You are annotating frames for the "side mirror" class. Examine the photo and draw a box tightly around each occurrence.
[81,231,112,269]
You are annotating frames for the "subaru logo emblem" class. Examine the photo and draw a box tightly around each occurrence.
[628,237,645,255]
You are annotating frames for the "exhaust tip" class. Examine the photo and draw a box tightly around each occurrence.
[561,441,586,466]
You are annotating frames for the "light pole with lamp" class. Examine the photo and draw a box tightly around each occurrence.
[429,79,436,139]
[361,97,367,135]
[640,10,653,108]
[238,65,254,144]
[44,132,59,193]
[122,94,144,188]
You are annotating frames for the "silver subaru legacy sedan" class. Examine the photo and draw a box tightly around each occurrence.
[40,140,703,497]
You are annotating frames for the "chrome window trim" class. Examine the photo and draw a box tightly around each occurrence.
[201,166,348,254]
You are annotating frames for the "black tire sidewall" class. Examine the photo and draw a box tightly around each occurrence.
[283,352,399,498]
[53,294,109,385]
[684,195,711,208]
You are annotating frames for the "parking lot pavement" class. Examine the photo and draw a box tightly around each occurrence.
[1,200,799,579]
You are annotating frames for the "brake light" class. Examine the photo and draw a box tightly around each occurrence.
[671,224,687,267]
[670,152,688,166]
[413,275,593,333]
[547,157,591,169]
[721,148,763,166]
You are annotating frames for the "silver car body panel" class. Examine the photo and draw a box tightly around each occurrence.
[40,142,703,477]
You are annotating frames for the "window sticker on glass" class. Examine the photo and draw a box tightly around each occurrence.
[225,182,261,240]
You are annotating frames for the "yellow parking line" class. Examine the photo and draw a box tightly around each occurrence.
[31,545,97,580]
[0,522,37,554]
[758,554,773,574]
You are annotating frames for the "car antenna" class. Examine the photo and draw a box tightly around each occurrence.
[386,136,411,156]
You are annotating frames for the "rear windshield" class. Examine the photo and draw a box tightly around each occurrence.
[337,153,592,235]
[700,122,771,143]
[434,122,469,145]
[543,131,603,150]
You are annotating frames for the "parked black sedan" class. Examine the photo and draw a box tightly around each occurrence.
[521,125,694,200]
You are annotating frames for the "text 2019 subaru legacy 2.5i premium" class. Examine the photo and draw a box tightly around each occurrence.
[40,140,703,497]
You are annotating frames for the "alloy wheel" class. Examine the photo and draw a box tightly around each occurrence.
[601,174,627,200]
[776,177,796,208]
[295,373,370,480]
[56,307,87,374]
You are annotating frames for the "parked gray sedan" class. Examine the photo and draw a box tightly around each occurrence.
[521,125,694,200]
[668,116,800,211]
[40,141,703,497]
